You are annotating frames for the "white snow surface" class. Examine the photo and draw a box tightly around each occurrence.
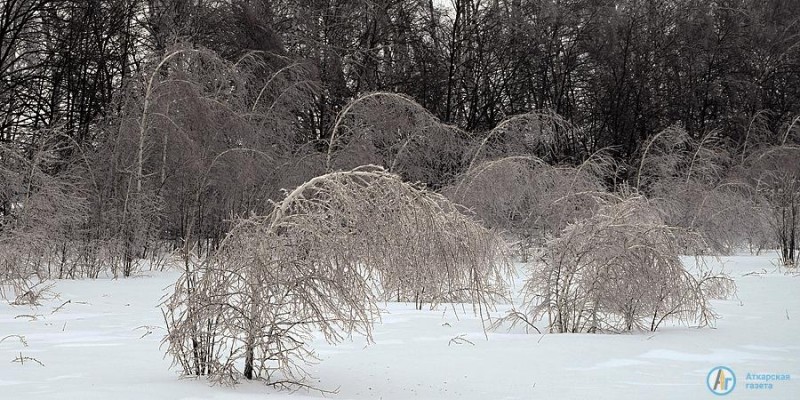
[1,253,798,399]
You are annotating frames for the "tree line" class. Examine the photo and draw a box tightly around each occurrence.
[3,1,799,150]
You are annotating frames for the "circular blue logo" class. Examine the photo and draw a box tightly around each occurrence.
[707,366,736,395]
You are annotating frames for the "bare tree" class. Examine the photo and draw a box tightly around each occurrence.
[746,145,800,265]
[326,92,468,189]
[444,153,611,256]
[638,125,773,255]
[91,43,320,276]
[666,182,772,254]
[0,140,88,300]
[162,166,510,388]
[467,110,584,167]
[635,125,693,194]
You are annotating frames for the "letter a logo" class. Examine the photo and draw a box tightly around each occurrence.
[707,366,736,395]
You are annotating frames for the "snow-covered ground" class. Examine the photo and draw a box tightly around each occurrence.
[1,253,798,399]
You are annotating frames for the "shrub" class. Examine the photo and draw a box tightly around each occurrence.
[745,145,800,265]
[638,125,773,255]
[0,142,89,300]
[162,166,510,388]
[443,154,611,254]
[653,180,772,254]
[326,92,468,189]
[517,195,734,333]
[466,110,583,166]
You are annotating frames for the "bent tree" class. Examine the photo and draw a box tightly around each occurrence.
[325,92,468,189]
[162,166,510,388]
[444,154,611,255]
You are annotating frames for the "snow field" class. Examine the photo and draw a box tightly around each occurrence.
[1,253,798,399]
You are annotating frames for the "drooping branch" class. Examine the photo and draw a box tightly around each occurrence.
[163,166,510,388]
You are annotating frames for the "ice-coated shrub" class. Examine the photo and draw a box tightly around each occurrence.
[443,154,610,254]
[162,166,510,388]
[326,92,468,189]
[0,143,88,300]
[518,195,734,333]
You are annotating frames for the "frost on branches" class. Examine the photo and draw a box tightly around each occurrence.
[516,196,735,334]
[161,166,510,388]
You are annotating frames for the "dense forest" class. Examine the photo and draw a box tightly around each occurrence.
[1,0,798,289]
